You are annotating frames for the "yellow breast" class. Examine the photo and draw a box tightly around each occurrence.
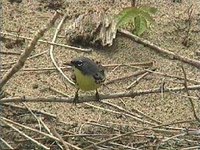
[73,67,101,91]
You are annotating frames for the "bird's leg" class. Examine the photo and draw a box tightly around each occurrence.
[95,89,100,101]
[73,89,79,105]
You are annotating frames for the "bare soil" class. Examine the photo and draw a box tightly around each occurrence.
[1,0,200,149]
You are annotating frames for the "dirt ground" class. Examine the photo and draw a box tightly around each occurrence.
[1,0,200,149]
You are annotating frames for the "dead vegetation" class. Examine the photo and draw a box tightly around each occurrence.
[0,0,200,149]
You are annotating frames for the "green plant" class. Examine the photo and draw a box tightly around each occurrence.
[115,6,157,36]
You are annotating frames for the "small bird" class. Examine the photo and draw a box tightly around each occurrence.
[66,57,105,104]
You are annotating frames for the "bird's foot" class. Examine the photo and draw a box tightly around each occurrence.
[95,90,100,102]
[73,90,79,105]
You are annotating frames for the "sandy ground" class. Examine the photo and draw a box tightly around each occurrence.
[1,0,200,149]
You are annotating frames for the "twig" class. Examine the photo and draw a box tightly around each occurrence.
[0,31,92,52]
[1,103,56,118]
[181,145,200,150]
[0,116,59,141]
[1,119,50,150]
[1,50,48,67]
[130,65,200,84]
[0,137,14,149]
[0,51,21,55]
[85,103,156,126]
[119,29,200,69]
[181,66,200,122]
[182,5,193,47]
[0,67,64,72]
[1,84,200,104]
[126,71,151,90]
[83,120,197,149]
[51,128,68,150]
[104,61,153,68]
[51,127,82,150]
[0,11,60,91]
[23,103,43,130]
[0,62,152,72]
[105,69,148,85]
[162,133,186,143]
[102,101,161,125]
[49,14,75,86]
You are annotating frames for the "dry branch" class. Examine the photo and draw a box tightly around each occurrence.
[51,127,82,150]
[0,137,14,149]
[119,29,200,69]
[0,11,60,91]
[49,14,75,86]
[126,71,152,90]
[1,119,50,150]
[85,102,156,126]
[1,103,56,118]
[0,51,21,55]
[1,84,200,104]
[181,66,200,122]
[0,31,92,52]
[83,120,197,149]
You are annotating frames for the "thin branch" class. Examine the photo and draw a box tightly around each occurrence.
[102,101,161,124]
[23,102,42,131]
[105,69,148,85]
[182,146,200,150]
[1,103,56,118]
[0,84,200,104]
[51,127,82,150]
[119,29,200,69]
[130,65,200,85]
[49,14,75,86]
[51,128,69,150]
[126,71,152,90]
[0,31,92,52]
[181,65,200,122]
[83,120,197,149]
[85,103,156,126]
[0,11,60,90]
[1,119,50,150]
[0,137,14,149]
[0,51,21,55]
[0,116,60,141]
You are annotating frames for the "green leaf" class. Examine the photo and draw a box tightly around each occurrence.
[115,7,140,27]
[134,15,148,36]
[140,6,157,14]
[114,6,157,36]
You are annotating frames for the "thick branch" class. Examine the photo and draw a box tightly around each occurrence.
[0,85,199,104]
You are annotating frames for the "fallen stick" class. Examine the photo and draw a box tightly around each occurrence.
[0,84,199,104]
[119,29,200,69]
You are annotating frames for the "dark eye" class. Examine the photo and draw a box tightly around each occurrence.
[77,60,83,66]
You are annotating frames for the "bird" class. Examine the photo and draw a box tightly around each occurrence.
[66,57,105,104]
